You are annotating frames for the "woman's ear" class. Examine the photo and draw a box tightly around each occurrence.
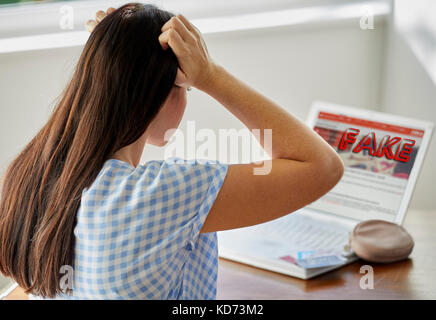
[175,67,189,88]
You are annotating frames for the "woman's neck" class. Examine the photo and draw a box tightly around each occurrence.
[111,133,148,167]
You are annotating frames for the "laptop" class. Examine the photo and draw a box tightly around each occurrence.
[217,101,434,279]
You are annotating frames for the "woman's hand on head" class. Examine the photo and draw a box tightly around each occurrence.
[85,7,116,32]
[159,14,218,91]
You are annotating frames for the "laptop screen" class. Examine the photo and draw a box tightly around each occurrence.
[307,110,425,222]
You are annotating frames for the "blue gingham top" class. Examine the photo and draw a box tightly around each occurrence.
[29,157,228,300]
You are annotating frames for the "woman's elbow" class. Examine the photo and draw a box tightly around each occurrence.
[331,153,345,185]
[317,152,345,192]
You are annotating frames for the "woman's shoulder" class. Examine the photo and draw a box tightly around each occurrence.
[142,157,226,168]
[102,157,228,189]
[138,157,228,177]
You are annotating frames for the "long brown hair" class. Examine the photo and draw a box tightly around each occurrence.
[0,3,178,297]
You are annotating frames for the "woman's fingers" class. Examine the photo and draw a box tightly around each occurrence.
[159,14,211,90]
[159,29,191,88]
[173,14,209,56]
[86,8,115,32]
[158,28,186,56]
[95,10,106,23]
[176,14,201,39]
[158,30,169,50]
[85,19,97,32]
[161,16,197,44]
[158,29,189,87]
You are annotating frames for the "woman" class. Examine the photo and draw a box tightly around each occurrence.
[0,3,343,299]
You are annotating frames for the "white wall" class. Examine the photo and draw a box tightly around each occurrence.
[0,46,82,168]
[379,16,436,210]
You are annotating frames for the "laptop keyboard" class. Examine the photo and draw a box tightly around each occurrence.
[246,213,351,253]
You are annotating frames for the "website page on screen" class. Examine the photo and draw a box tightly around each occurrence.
[308,111,424,222]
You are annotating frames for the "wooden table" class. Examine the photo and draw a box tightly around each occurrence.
[216,209,436,299]
[5,209,436,300]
